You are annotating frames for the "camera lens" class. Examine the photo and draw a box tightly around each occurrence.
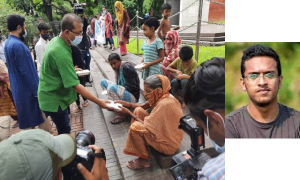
[76,130,95,147]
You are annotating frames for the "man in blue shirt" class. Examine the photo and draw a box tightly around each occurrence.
[4,14,49,130]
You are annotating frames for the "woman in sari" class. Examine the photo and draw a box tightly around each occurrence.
[161,30,182,79]
[115,74,184,170]
[0,60,17,120]
[114,1,130,56]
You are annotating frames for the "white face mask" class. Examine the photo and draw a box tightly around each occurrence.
[207,112,225,153]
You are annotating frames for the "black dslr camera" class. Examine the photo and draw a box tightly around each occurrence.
[170,116,211,180]
[62,130,106,180]
[74,2,86,14]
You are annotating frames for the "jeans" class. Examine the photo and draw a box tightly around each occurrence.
[171,78,189,95]
[44,106,70,134]
[104,30,114,46]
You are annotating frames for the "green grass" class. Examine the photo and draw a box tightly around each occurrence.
[113,37,225,64]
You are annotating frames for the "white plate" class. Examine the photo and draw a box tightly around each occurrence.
[106,101,123,111]
[76,69,90,76]
[134,63,145,70]
[101,90,108,95]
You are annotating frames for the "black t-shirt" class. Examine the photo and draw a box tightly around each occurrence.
[225,104,300,138]
[122,62,140,101]
[77,18,90,50]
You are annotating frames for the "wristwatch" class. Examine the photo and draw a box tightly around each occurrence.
[93,149,106,163]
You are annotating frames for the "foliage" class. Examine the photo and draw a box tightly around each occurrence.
[225,42,300,114]
[0,0,38,46]
[143,0,154,14]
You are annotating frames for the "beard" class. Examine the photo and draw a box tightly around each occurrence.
[19,29,25,42]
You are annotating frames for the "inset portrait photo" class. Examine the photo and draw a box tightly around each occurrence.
[225,42,300,138]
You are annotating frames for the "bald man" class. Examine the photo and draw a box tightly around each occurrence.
[38,14,112,134]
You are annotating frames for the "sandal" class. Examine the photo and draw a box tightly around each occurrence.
[83,100,89,107]
[74,107,81,113]
[126,160,151,170]
[111,117,123,124]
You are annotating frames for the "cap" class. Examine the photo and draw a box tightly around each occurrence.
[0,129,76,180]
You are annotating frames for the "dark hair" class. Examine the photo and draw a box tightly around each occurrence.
[61,13,82,31]
[241,44,281,78]
[7,14,25,32]
[179,46,193,61]
[144,75,162,89]
[38,22,49,31]
[108,53,121,61]
[184,57,225,125]
[162,3,172,11]
[143,17,160,30]
[102,6,107,10]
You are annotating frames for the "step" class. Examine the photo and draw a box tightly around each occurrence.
[83,59,124,179]
[130,31,225,38]
[130,35,225,42]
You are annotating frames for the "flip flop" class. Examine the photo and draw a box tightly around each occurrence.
[83,101,89,107]
[126,160,151,170]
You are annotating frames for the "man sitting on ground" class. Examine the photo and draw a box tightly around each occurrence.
[100,53,140,124]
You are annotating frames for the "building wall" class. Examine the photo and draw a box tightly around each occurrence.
[179,0,210,27]
[208,0,225,22]
[166,0,181,25]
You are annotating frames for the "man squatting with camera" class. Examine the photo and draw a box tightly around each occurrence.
[0,129,109,180]
[183,58,225,179]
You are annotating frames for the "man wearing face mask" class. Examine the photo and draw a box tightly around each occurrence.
[35,22,50,72]
[77,12,92,83]
[184,57,225,180]
[4,14,50,130]
[38,13,113,135]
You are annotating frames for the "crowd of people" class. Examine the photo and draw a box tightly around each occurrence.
[0,1,225,180]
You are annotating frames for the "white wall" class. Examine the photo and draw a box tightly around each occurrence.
[179,0,210,27]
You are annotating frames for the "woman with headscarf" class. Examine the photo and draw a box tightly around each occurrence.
[114,74,184,170]
[0,60,17,120]
[161,30,182,79]
[114,1,130,56]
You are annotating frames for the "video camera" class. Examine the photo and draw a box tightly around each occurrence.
[74,2,86,14]
[62,130,106,180]
[170,116,211,180]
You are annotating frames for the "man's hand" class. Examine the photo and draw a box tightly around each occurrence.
[77,145,109,180]
[102,100,114,111]
[142,62,151,70]
[176,74,185,80]
[114,100,130,107]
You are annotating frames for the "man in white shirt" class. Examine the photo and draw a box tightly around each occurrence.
[35,22,50,71]
[0,30,6,63]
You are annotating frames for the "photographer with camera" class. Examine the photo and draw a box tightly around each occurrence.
[183,57,225,180]
[0,129,109,180]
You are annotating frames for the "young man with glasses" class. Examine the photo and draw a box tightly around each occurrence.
[225,44,300,138]
[38,14,112,134]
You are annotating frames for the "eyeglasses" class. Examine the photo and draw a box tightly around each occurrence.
[69,30,83,36]
[244,72,278,82]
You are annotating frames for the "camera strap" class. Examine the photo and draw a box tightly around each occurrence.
[90,149,106,163]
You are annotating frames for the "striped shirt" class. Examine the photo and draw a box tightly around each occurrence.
[141,37,164,79]
[198,152,225,180]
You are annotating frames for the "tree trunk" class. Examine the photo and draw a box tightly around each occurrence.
[43,0,53,21]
